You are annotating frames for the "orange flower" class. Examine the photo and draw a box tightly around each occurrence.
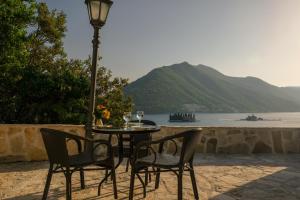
[102,109,110,120]
[97,104,105,110]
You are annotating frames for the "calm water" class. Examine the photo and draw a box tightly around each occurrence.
[144,112,300,127]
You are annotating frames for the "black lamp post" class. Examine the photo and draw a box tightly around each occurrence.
[85,0,113,137]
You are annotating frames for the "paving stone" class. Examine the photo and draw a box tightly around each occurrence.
[0,155,300,200]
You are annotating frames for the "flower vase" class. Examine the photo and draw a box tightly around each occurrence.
[96,119,103,127]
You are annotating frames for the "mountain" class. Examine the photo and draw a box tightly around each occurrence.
[124,62,300,113]
[282,87,300,102]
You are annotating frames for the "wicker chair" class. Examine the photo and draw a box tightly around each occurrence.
[40,128,117,200]
[125,120,157,172]
[129,129,201,200]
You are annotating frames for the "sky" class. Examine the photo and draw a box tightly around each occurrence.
[45,0,300,87]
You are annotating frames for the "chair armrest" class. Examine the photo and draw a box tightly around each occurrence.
[92,139,113,161]
[133,132,188,162]
[66,137,83,153]
[64,131,109,154]
[66,133,113,162]
[135,132,186,153]
[63,131,92,142]
[160,139,178,155]
[153,131,188,144]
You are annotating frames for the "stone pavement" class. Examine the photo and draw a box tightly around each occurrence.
[1,154,300,200]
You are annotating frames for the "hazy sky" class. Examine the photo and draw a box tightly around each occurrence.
[45,0,300,86]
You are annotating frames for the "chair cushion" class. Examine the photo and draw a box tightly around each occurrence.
[69,152,94,167]
[69,152,111,167]
[137,153,180,167]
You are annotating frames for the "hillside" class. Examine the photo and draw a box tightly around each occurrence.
[282,87,300,102]
[124,62,300,113]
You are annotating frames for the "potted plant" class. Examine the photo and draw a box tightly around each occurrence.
[95,96,110,126]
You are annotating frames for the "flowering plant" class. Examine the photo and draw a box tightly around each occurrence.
[95,96,110,123]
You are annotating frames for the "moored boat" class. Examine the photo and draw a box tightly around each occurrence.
[169,113,196,122]
[241,114,263,121]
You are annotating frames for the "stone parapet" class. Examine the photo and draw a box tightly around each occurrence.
[160,127,300,154]
[0,125,299,162]
[0,125,85,162]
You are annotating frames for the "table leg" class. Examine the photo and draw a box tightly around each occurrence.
[114,133,124,169]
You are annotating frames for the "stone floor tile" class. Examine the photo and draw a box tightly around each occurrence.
[1,155,300,200]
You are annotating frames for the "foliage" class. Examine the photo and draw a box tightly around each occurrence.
[95,66,132,127]
[0,0,36,66]
[0,1,132,124]
[27,2,67,69]
[0,0,36,123]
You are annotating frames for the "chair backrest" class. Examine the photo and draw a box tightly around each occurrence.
[40,128,70,166]
[179,129,202,164]
[131,120,156,143]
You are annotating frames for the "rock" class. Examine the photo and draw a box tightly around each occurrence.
[0,129,6,137]
[207,138,218,153]
[8,127,23,136]
[245,135,257,147]
[227,133,244,144]
[218,143,249,154]
[293,131,300,140]
[284,141,299,153]
[272,131,283,153]
[25,128,36,144]
[27,147,47,161]
[0,138,7,153]
[0,131,7,154]
[195,143,205,153]
[9,135,25,154]
[252,141,272,153]
[282,131,293,140]
[207,130,216,137]
[201,136,207,143]
[257,130,273,146]
[227,129,241,135]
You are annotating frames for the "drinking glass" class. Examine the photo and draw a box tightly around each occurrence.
[136,111,144,126]
[123,112,132,128]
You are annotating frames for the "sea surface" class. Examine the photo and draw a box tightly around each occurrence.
[143,112,300,127]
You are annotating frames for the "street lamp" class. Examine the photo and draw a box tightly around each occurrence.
[85,0,113,137]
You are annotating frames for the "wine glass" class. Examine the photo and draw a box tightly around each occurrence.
[123,112,132,128]
[136,111,144,126]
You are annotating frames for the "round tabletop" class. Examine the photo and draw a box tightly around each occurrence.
[92,125,161,135]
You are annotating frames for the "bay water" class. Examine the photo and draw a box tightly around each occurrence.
[143,112,300,127]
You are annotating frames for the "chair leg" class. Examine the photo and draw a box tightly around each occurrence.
[42,165,53,200]
[105,169,108,183]
[145,168,148,186]
[149,172,152,183]
[126,158,130,172]
[65,169,72,200]
[80,168,85,189]
[178,169,183,200]
[190,166,199,200]
[137,174,146,198]
[98,170,111,196]
[155,168,161,189]
[129,169,135,200]
[111,167,118,199]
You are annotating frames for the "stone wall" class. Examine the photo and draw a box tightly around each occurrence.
[159,127,300,154]
[0,125,85,162]
[0,125,300,163]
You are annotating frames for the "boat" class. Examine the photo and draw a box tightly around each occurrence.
[169,113,196,122]
[242,114,263,121]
